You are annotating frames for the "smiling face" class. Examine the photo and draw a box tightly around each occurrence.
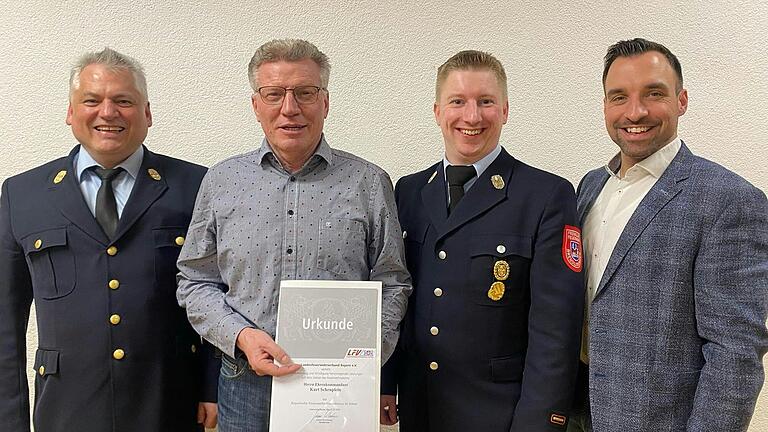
[603,51,687,172]
[66,64,152,168]
[434,69,509,165]
[251,59,329,172]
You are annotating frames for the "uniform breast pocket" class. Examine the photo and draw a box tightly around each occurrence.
[468,234,532,307]
[153,227,187,287]
[317,218,367,277]
[402,223,427,280]
[22,227,76,299]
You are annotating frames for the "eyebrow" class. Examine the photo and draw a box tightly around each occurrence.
[605,81,672,97]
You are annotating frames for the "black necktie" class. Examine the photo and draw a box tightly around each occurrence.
[93,167,123,239]
[446,165,476,213]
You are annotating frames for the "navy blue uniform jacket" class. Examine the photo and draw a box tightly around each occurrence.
[382,148,584,431]
[0,146,218,432]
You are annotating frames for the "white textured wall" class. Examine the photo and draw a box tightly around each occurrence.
[2,0,766,429]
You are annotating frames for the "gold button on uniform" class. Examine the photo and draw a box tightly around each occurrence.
[34,239,42,249]
[438,250,447,260]
[191,344,197,353]
[429,361,439,371]
[38,366,45,376]
[430,326,439,336]
[107,246,118,256]
[108,279,120,290]
[433,287,443,297]
[496,245,506,254]
[109,314,121,325]
[402,231,407,239]
[113,349,125,360]
[175,236,185,246]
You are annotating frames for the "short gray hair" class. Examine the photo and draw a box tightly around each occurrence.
[70,48,148,100]
[247,39,330,92]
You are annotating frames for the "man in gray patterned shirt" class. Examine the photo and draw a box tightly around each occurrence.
[176,39,411,431]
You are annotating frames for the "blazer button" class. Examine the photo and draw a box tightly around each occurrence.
[433,287,443,297]
[438,250,447,260]
[191,344,197,353]
[34,239,42,249]
[430,326,439,336]
[175,236,185,246]
[402,230,407,239]
[113,349,125,360]
[429,361,439,371]
[109,314,121,325]
[496,245,506,254]
[108,279,120,290]
[38,365,45,376]
[106,246,118,256]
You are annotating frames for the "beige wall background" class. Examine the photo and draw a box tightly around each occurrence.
[2,0,766,429]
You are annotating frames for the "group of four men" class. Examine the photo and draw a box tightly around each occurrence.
[1,37,765,432]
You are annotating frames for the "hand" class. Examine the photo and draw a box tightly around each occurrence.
[197,402,218,429]
[236,327,301,377]
[380,394,398,425]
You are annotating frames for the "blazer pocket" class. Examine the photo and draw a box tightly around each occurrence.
[402,222,427,280]
[152,226,187,288]
[316,218,367,277]
[33,348,60,378]
[22,227,76,299]
[469,234,532,307]
[490,354,524,382]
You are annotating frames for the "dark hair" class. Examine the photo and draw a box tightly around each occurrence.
[603,38,683,91]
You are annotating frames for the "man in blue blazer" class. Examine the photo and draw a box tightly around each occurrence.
[0,48,218,432]
[571,38,768,431]
[381,50,584,431]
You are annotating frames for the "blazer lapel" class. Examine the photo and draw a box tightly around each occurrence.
[595,144,692,297]
[113,148,167,241]
[420,162,449,234]
[440,149,513,238]
[48,147,110,245]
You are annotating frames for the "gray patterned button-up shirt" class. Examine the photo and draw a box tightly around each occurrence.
[177,137,411,361]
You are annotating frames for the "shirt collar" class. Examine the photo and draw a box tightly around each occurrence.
[257,134,332,171]
[76,145,144,181]
[442,144,502,179]
[604,137,681,179]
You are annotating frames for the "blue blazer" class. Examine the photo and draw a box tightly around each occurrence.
[577,142,768,431]
[384,148,584,432]
[0,146,217,432]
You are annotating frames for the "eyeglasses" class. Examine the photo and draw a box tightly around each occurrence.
[256,86,326,105]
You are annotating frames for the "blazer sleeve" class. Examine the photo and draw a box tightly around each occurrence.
[687,182,768,431]
[0,180,34,432]
[510,179,585,432]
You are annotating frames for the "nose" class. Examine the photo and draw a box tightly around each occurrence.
[625,97,649,122]
[99,100,118,119]
[462,101,481,124]
[280,90,301,116]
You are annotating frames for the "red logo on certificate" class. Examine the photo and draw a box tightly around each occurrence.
[562,225,582,272]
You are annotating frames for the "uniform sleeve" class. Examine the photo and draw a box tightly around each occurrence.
[687,183,768,431]
[0,180,33,432]
[367,169,412,364]
[176,172,252,358]
[510,179,585,432]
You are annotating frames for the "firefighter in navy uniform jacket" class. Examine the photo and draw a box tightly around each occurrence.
[381,50,584,432]
[0,48,217,432]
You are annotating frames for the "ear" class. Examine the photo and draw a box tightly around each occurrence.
[322,90,329,119]
[502,99,509,124]
[677,88,688,116]
[251,94,261,122]
[145,101,153,127]
[433,101,440,125]
[66,103,73,125]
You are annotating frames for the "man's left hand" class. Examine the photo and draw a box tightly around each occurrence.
[197,402,218,429]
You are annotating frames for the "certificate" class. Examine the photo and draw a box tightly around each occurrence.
[269,280,382,432]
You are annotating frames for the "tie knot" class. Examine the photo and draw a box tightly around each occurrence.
[93,167,123,182]
[446,165,476,187]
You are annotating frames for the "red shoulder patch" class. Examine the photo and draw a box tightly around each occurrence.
[562,225,582,272]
